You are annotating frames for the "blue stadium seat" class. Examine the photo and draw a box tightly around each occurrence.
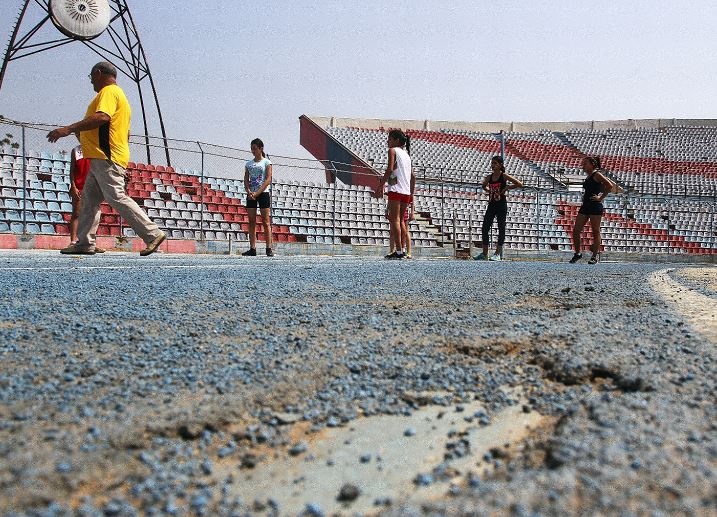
[0,221,9,232]
[40,224,55,234]
[10,222,23,233]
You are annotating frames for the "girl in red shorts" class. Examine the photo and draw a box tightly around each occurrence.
[378,129,413,260]
[69,144,104,252]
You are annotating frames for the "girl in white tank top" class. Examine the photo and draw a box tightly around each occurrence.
[379,129,414,259]
[387,146,412,196]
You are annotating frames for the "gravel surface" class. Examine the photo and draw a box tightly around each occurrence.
[0,251,714,516]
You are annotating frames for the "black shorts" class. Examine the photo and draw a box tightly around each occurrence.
[578,201,604,216]
[246,192,271,209]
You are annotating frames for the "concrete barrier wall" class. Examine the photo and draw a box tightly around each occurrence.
[304,115,717,133]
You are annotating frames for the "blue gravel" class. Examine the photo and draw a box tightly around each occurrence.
[0,252,714,515]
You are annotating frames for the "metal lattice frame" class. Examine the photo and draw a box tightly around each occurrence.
[0,0,170,165]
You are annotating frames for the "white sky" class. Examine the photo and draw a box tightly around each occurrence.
[0,1,715,159]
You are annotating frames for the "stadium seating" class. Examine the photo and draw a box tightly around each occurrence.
[326,125,717,198]
[1,141,715,255]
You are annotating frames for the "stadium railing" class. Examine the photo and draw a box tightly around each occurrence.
[1,119,715,256]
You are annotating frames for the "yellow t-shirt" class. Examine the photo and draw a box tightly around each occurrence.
[80,84,131,168]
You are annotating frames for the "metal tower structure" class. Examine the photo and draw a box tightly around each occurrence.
[0,0,171,165]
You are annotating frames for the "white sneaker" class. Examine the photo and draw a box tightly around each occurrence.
[489,253,502,261]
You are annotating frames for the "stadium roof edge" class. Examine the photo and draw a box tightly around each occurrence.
[301,115,717,132]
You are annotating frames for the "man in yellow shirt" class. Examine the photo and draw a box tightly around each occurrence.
[47,61,166,256]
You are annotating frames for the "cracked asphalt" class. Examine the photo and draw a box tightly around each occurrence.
[0,251,714,516]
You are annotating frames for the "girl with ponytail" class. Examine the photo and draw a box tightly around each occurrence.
[476,155,523,260]
[379,129,414,259]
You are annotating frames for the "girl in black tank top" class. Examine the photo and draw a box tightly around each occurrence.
[476,156,523,261]
[582,172,604,207]
[487,172,508,205]
[570,156,616,264]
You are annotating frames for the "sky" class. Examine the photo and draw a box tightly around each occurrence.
[0,1,715,160]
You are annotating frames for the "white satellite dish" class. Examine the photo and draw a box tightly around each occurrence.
[49,0,111,41]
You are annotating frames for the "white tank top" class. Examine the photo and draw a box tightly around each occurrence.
[387,147,412,195]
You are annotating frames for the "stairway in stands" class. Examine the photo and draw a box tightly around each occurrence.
[554,132,628,193]
[501,137,566,188]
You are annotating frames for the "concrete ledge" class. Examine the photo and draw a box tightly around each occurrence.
[306,115,717,133]
[0,233,713,263]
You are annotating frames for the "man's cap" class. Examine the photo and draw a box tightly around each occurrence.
[91,61,117,77]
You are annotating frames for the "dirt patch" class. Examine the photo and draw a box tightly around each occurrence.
[441,336,535,361]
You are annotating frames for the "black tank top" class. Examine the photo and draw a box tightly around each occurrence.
[487,172,507,204]
[583,172,603,204]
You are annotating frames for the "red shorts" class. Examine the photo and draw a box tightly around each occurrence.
[74,158,91,191]
[387,192,412,204]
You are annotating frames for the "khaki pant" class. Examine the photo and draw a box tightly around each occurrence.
[76,159,161,247]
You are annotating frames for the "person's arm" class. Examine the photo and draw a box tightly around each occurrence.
[503,173,523,192]
[592,171,615,201]
[255,163,272,196]
[377,148,396,196]
[47,112,110,142]
[244,166,255,199]
[481,175,490,192]
[408,168,416,220]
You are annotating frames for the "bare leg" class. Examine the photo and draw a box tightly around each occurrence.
[261,207,273,249]
[589,215,602,255]
[387,200,402,253]
[400,202,410,254]
[69,197,81,243]
[247,207,257,249]
[573,214,588,253]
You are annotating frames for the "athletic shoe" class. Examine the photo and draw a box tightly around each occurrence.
[242,248,257,257]
[404,253,412,259]
[473,253,488,261]
[385,251,403,260]
[266,248,274,257]
[569,253,583,264]
[94,247,106,254]
[60,244,95,255]
[489,253,502,261]
[588,253,600,265]
[139,231,167,257]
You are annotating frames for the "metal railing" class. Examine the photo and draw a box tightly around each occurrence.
[0,119,715,256]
